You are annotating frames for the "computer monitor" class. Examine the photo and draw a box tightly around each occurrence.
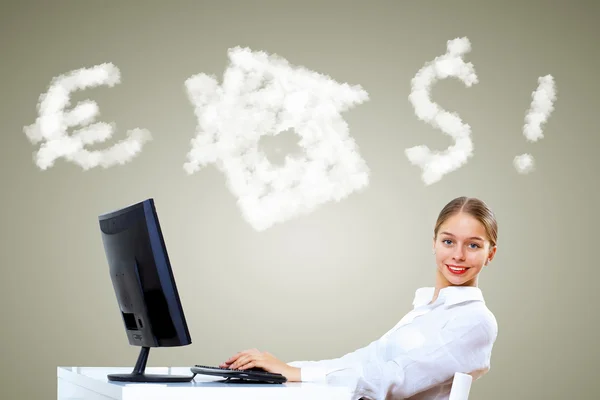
[98,198,194,383]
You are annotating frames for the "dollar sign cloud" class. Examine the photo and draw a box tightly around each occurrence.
[406,37,478,185]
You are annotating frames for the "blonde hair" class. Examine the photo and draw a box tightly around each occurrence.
[434,197,498,248]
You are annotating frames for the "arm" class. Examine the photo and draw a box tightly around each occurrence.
[352,313,498,400]
[288,337,383,382]
[222,339,383,383]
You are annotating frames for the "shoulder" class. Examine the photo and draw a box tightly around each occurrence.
[446,301,498,342]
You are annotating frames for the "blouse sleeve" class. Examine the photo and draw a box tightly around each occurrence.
[351,313,498,400]
[287,336,383,382]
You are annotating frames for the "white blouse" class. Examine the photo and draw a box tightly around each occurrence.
[288,286,498,399]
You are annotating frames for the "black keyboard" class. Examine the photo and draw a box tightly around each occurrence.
[190,364,287,384]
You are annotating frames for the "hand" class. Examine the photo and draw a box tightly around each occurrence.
[468,367,489,381]
[219,348,301,382]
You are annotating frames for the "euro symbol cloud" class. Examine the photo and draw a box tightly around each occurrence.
[23,63,152,171]
[184,47,370,231]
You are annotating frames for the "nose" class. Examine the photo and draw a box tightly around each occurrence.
[453,246,465,261]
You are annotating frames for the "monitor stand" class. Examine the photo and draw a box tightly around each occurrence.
[107,346,194,383]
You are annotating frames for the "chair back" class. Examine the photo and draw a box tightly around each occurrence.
[448,372,473,400]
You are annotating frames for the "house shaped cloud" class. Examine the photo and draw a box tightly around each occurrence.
[185,46,370,231]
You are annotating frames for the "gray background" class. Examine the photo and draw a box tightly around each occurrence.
[1,1,598,399]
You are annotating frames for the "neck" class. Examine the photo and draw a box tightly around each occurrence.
[429,268,478,304]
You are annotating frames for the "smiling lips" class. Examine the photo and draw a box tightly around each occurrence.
[446,264,468,275]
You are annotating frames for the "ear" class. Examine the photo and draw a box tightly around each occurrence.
[485,245,497,265]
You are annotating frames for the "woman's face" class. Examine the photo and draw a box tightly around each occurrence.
[433,212,496,286]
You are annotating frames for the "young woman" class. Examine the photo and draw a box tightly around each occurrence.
[220,196,499,399]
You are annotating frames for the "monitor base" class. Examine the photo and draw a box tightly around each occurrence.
[107,346,194,383]
[107,373,194,383]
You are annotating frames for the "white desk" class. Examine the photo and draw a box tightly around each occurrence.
[57,366,354,400]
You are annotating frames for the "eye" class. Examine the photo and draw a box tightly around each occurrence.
[469,243,481,249]
[443,239,453,245]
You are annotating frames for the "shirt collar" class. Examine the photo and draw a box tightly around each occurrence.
[412,286,484,308]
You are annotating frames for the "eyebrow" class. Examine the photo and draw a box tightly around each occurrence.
[439,231,484,241]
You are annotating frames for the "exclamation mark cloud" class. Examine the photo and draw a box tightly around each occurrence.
[514,75,557,174]
[23,63,152,170]
[406,37,478,185]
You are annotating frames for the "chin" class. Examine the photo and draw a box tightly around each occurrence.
[446,275,469,285]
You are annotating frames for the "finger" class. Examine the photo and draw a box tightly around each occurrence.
[224,349,251,364]
[224,348,260,368]
[229,355,249,370]
[232,354,257,370]
[238,355,265,371]
[231,348,258,360]
[238,360,258,370]
[224,351,243,363]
